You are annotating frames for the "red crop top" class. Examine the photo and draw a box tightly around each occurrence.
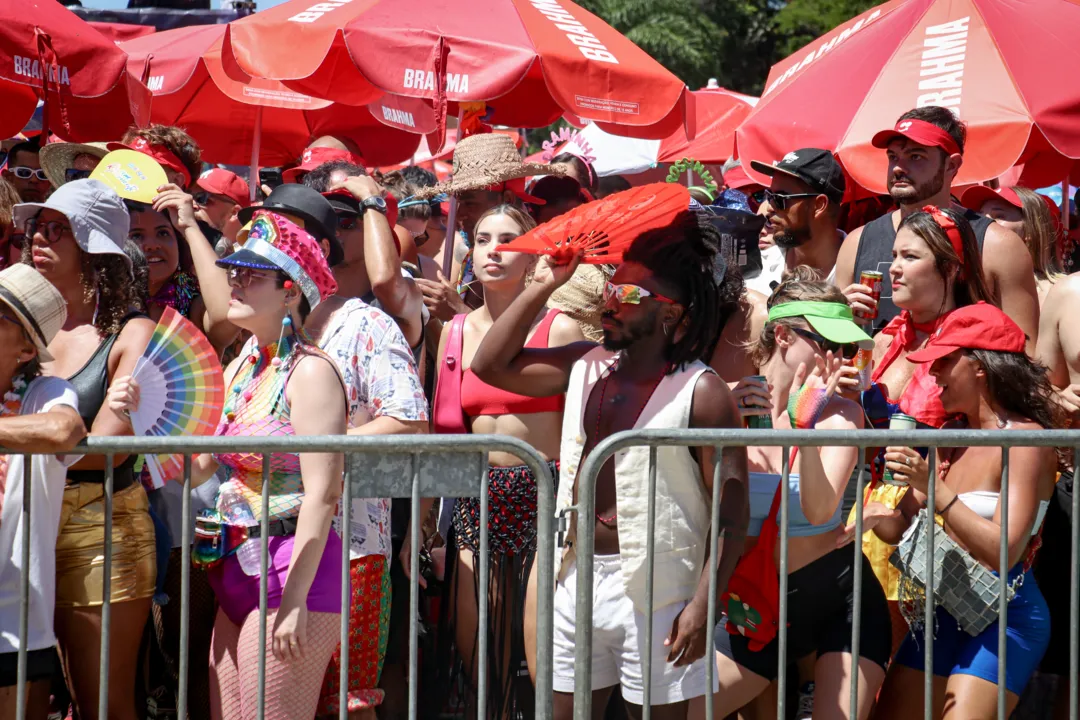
[461,309,566,417]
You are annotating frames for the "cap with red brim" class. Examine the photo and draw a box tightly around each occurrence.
[906,302,1026,364]
[871,119,961,156]
[960,185,1021,213]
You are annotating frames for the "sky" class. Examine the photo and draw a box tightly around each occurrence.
[82,0,290,9]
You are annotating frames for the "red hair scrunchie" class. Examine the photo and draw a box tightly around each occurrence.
[922,205,966,280]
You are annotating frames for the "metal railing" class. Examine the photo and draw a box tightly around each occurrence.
[572,428,1080,720]
[10,434,557,720]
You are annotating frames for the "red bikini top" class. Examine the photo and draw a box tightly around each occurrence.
[461,309,566,417]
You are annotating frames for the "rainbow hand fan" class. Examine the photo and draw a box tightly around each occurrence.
[497,183,690,264]
[130,307,224,488]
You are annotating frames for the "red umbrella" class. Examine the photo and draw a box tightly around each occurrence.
[736,0,1080,194]
[120,25,424,168]
[0,0,150,142]
[658,86,757,165]
[222,0,688,138]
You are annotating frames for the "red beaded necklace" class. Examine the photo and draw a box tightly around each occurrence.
[593,359,669,525]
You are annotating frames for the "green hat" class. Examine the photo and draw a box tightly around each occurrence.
[767,301,874,350]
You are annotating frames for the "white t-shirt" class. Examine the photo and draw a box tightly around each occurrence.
[743,233,845,297]
[0,376,80,654]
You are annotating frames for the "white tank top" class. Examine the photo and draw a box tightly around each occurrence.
[958,491,1050,536]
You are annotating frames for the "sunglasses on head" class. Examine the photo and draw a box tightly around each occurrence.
[65,168,92,183]
[603,282,676,306]
[8,167,48,182]
[763,188,821,211]
[791,327,859,359]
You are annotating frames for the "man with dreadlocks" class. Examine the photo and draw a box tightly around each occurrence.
[472,211,749,717]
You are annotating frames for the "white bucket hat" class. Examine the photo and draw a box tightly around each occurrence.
[12,179,132,273]
[0,264,67,362]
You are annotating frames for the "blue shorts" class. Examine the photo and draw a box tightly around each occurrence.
[892,565,1049,696]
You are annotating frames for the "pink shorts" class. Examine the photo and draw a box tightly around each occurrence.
[208,530,343,625]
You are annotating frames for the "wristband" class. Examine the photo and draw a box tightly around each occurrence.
[938,494,960,516]
[787,384,830,429]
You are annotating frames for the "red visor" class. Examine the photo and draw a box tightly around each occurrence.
[283,147,366,184]
[960,185,1021,213]
[871,119,961,156]
[108,138,191,187]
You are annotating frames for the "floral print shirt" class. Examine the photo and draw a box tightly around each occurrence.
[319,299,428,559]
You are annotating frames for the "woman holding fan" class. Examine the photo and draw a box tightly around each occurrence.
[15,178,157,720]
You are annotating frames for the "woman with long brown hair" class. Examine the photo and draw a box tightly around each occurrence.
[16,179,156,720]
[409,204,585,717]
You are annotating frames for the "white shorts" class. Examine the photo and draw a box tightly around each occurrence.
[552,554,715,705]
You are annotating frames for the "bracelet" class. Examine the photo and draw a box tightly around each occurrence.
[938,494,960,516]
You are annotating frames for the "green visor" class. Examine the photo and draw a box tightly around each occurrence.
[767,301,874,350]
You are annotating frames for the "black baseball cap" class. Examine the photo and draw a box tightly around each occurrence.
[750,148,846,204]
[237,184,343,266]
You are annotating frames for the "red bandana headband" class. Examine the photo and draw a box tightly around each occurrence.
[923,205,965,280]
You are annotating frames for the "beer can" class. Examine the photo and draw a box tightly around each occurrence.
[852,346,873,392]
[744,375,772,429]
[854,270,884,322]
[882,412,917,486]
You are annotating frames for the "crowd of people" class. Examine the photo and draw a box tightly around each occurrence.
[0,101,1074,720]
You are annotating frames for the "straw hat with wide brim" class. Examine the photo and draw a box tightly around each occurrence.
[549,264,612,343]
[0,264,67,363]
[39,141,110,189]
[417,134,560,199]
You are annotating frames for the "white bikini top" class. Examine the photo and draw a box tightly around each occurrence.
[957,491,1050,536]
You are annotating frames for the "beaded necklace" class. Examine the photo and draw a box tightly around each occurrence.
[222,332,304,424]
[593,358,669,525]
[150,270,199,318]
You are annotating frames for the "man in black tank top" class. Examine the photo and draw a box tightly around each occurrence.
[835,106,1039,348]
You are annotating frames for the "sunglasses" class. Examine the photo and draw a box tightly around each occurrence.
[8,167,48,182]
[193,190,233,207]
[225,266,278,289]
[65,168,92,183]
[792,327,859,359]
[336,213,359,231]
[763,189,821,211]
[603,282,676,306]
[23,218,71,245]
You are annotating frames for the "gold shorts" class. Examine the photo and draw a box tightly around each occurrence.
[55,482,157,607]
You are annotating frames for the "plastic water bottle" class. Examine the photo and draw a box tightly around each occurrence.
[218,484,261,576]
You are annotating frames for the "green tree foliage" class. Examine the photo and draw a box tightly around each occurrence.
[573,0,880,96]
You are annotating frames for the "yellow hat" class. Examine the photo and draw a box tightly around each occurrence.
[89,149,168,204]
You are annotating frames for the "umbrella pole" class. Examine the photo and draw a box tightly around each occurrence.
[686,168,694,187]
[440,106,466,281]
[1063,179,1071,234]
[249,106,263,203]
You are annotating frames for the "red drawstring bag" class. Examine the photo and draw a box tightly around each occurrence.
[720,449,797,651]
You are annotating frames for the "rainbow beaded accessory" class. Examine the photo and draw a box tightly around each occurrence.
[787,383,831,430]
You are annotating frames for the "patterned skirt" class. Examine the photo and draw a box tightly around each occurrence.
[452,461,559,556]
[316,554,391,714]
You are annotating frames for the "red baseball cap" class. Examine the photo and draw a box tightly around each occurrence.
[960,185,1021,213]
[195,168,250,208]
[906,302,1026,364]
[107,137,191,187]
[871,119,961,157]
[282,147,365,184]
[723,163,760,192]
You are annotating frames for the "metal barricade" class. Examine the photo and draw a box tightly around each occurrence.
[571,428,1080,720]
[10,434,557,720]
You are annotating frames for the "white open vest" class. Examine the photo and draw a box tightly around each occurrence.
[556,347,713,613]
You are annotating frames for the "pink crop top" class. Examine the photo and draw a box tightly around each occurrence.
[460,309,566,417]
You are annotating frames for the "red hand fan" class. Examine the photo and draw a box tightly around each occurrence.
[497,183,690,264]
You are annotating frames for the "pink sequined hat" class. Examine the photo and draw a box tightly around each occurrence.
[217,210,337,309]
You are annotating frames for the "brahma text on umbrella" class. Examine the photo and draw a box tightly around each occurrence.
[381,105,416,129]
[764,9,881,96]
[916,17,969,117]
[289,0,353,23]
[12,56,70,85]
[530,0,618,64]
[403,70,469,94]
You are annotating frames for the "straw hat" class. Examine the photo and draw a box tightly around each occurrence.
[39,141,109,189]
[417,134,561,199]
[0,264,67,362]
[549,264,611,343]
